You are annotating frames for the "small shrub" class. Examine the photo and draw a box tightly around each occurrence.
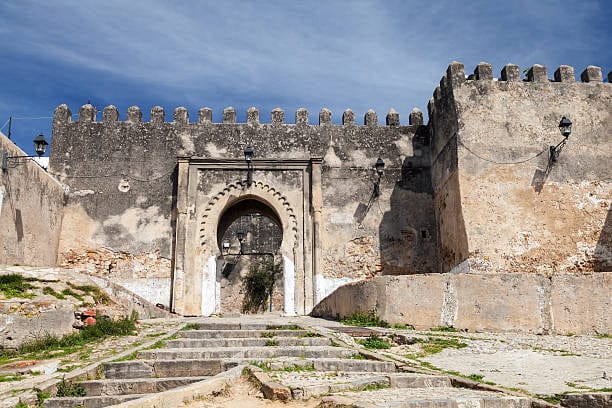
[260,332,276,338]
[242,260,282,314]
[264,339,279,346]
[341,311,388,328]
[35,388,51,405]
[467,373,484,381]
[56,377,86,397]
[13,402,28,408]
[181,323,200,331]
[357,335,391,349]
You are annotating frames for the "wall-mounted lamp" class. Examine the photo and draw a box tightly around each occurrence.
[549,116,572,163]
[373,158,385,197]
[244,146,254,186]
[2,134,49,172]
[236,228,245,254]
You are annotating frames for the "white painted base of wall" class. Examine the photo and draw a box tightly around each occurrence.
[202,256,217,316]
[283,255,296,316]
[314,275,358,304]
[115,278,171,306]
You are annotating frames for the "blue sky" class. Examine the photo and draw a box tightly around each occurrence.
[0,0,610,155]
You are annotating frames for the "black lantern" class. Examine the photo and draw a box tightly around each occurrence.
[33,134,49,157]
[373,158,385,197]
[375,158,385,177]
[558,116,572,138]
[549,116,572,164]
[244,146,254,162]
[236,229,245,254]
[2,133,49,171]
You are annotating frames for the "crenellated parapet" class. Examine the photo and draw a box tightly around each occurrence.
[439,61,608,86]
[53,104,425,128]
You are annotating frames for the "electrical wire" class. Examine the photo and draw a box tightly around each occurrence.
[457,135,548,165]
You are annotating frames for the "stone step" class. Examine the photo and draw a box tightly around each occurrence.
[79,376,210,396]
[282,373,452,399]
[227,357,397,373]
[104,359,225,379]
[138,346,356,360]
[166,336,330,348]
[321,388,531,408]
[178,329,311,338]
[42,394,146,408]
[183,323,303,331]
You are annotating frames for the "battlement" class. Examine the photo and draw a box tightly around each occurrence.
[428,61,610,119]
[53,104,425,127]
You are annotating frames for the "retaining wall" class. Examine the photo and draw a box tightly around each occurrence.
[311,272,611,335]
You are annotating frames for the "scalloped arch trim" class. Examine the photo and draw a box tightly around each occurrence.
[199,180,298,251]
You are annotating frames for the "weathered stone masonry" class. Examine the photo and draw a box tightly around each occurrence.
[50,103,434,315]
[44,61,611,323]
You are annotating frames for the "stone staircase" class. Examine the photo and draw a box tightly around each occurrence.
[42,321,536,408]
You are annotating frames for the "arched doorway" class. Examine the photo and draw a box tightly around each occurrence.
[216,198,284,313]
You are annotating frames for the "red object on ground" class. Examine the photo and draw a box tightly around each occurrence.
[84,316,96,326]
[82,309,96,317]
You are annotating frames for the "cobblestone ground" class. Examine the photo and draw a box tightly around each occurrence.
[381,329,611,396]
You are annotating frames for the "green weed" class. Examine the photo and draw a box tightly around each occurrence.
[180,323,200,331]
[0,274,36,298]
[299,331,321,338]
[56,377,86,397]
[417,337,467,355]
[0,373,23,382]
[430,326,458,332]
[357,335,392,349]
[264,339,279,346]
[359,382,390,391]
[42,286,66,299]
[266,324,300,330]
[260,332,276,338]
[341,311,388,328]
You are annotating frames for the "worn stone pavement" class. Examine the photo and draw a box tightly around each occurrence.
[1,314,610,407]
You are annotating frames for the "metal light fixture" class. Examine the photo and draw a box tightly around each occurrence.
[236,228,245,254]
[549,116,572,163]
[373,158,385,197]
[2,133,49,171]
[244,146,254,186]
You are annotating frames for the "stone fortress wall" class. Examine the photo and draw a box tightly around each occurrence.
[1,60,606,328]
[313,62,611,333]
[0,132,65,266]
[49,102,435,313]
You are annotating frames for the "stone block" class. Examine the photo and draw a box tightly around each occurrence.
[198,107,212,123]
[78,104,95,122]
[126,106,142,123]
[452,273,546,332]
[103,105,119,123]
[500,64,520,81]
[222,107,236,123]
[364,109,377,126]
[409,108,423,126]
[261,381,291,400]
[527,64,548,82]
[551,273,611,334]
[474,62,493,80]
[247,107,259,124]
[150,106,165,124]
[342,109,355,125]
[561,393,611,408]
[271,108,284,125]
[295,108,308,125]
[581,65,603,82]
[446,61,466,87]
[554,65,575,82]
[386,108,400,126]
[173,107,189,125]
[378,274,446,330]
[319,108,332,125]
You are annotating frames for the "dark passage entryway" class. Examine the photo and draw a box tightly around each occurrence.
[216,198,284,313]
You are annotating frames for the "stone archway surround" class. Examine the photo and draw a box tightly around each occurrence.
[171,158,321,317]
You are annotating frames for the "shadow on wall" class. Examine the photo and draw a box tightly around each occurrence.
[378,125,438,275]
[594,205,611,272]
